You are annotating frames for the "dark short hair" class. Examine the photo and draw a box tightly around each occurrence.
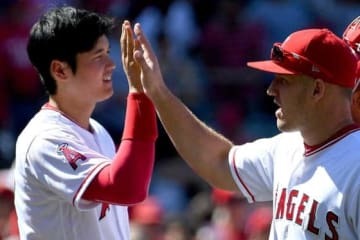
[27,6,115,95]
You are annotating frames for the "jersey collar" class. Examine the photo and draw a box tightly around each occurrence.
[304,124,360,156]
[41,103,94,133]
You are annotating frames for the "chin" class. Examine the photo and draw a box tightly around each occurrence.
[276,119,294,132]
[98,90,114,102]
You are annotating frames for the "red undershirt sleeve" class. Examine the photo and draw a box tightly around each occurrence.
[83,93,158,205]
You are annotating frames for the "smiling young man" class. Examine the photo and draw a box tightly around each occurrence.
[14,7,157,240]
[124,22,360,239]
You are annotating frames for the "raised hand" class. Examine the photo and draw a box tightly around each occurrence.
[120,20,143,93]
[131,23,166,99]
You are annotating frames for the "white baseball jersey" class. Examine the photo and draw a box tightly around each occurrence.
[14,105,129,239]
[229,127,360,239]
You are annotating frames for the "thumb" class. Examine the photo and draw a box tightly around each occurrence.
[133,50,148,71]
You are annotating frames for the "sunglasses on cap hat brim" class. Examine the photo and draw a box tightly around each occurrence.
[247,43,333,81]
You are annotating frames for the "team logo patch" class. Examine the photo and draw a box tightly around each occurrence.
[57,143,86,170]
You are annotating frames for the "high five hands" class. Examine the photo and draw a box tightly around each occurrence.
[120,20,165,98]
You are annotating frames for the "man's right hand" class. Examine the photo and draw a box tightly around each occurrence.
[130,22,167,100]
[120,21,143,93]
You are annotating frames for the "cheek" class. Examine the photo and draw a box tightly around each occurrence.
[283,89,304,108]
[88,63,104,76]
[79,64,104,81]
[282,90,308,120]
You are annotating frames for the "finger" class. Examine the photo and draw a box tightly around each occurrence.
[120,22,127,63]
[124,22,135,63]
[133,47,144,64]
[134,23,155,57]
[133,46,149,71]
[133,38,142,64]
[134,37,141,54]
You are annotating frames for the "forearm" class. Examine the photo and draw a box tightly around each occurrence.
[150,85,236,190]
[83,93,157,204]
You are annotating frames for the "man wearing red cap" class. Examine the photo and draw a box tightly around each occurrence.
[122,22,360,239]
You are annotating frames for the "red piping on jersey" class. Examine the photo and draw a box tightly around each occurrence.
[72,162,109,206]
[304,124,360,156]
[42,103,58,111]
[231,148,256,202]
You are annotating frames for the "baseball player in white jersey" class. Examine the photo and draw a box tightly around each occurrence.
[14,7,157,240]
[123,22,360,239]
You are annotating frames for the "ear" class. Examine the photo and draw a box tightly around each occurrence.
[50,60,71,81]
[312,78,326,101]
[352,90,360,107]
[351,90,360,123]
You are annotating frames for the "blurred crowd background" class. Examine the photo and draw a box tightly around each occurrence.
[0,0,359,239]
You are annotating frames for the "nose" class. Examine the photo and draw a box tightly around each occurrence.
[266,79,276,97]
[107,56,116,70]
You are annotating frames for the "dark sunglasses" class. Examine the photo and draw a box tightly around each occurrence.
[270,43,332,79]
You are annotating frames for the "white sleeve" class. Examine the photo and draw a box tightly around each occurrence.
[26,129,111,210]
[228,136,278,203]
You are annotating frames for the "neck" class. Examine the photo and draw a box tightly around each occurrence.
[302,117,354,146]
[302,86,354,146]
[48,96,95,131]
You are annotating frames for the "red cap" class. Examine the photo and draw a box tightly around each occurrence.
[247,28,358,88]
[343,16,360,53]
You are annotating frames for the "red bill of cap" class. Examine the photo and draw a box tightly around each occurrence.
[247,28,358,88]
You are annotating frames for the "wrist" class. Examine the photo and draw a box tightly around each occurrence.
[129,86,144,93]
[122,93,158,141]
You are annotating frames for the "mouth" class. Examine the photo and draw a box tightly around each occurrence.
[273,98,280,107]
[273,99,284,119]
[103,74,112,82]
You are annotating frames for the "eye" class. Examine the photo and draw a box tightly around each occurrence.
[280,78,288,85]
[95,50,111,60]
[92,47,110,61]
[274,76,286,85]
[93,53,106,61]
[273,77,293,89]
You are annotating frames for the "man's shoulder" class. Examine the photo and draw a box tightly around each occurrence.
[19,111,69,137]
